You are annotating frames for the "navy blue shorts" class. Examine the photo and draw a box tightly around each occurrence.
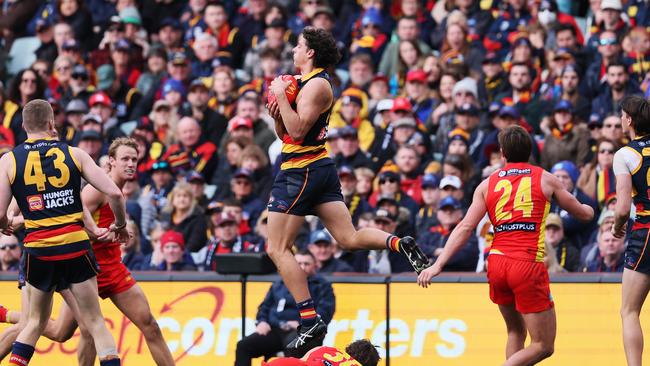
[268,164,343,216]
[625,228,650,275]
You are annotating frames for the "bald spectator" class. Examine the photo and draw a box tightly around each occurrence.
[163,116,219,181]
[191,33,219,78]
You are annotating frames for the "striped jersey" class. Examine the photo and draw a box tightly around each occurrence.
[625,136,650,229]
[10,138,90,259]
[92,202,121,266]
[279,68,333,171]
[486,163,550,262]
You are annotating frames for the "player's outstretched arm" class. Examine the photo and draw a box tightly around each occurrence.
[0,153,15,230]
[546,171,594,222]
[71,147,127,237]
[418,180,489,288]
[271,76,331,141]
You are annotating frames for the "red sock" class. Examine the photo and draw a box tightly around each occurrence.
[386,236,400,252]
[0,305,8,323]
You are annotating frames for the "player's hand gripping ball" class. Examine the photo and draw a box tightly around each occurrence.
[268,75,299,105]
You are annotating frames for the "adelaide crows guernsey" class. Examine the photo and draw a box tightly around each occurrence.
[486,163,550,262]
[279,68,333,170]
[9,138,90,259]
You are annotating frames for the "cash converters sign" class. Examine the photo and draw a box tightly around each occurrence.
[0,281,647,365]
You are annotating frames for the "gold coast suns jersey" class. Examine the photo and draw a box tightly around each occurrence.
[486,163,550,262]
[279,68,333,170]
[9,138,90,259]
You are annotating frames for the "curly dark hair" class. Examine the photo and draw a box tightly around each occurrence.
[301,26,341,68]
[621,95,650,136]
[345,339,380,366]
[8,68,46,104]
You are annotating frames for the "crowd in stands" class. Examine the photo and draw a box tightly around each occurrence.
[0,0,649,275]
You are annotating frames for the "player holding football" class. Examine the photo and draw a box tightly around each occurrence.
[418,126,594,365]
[612,95,650,366]
[266,26,429,354]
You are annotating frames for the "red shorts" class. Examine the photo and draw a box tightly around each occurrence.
[96,262,136,299]
[487,254,553,314]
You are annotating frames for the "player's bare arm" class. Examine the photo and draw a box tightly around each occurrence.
[70,147,128,241]
[80,190,111,242]
[417,179,489,288]
[0,153,16,230]
[613,172,632,238]
[543,171,594,222]
[271,76,332,141]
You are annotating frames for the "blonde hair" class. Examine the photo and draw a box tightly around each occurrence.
[163,182,197,215]
[108,137,139,158]
[22,99,53,132]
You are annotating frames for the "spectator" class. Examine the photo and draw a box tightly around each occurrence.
[495,62,549,133]
[234,0,268,49]
[0,235,21,271]
[190,33,219,79]
[378,16,431,79]
[161,182,208,253]
[416,174,441,238]
[586,0,629,51]
[405,69,435,124]
[163,116,219,181]
[6,69,46,144]
[200,213,263,272]
[337,165,372,227]
[367,209,396,274]
[69,64,93,103]
[239,144,273,201]
[209,66,238,119]
[96,63,142,124]
[186,170,209,209]
[421,196,479,271]
[155,18,183,54]
[221,96,276,154]
[584,230,625,272]
[583,30,622,99]
[183,79,229,147]
[354,167,375,200]
[234,250,334,366]
[139,159,175,233]
[577,139,618,208]
[243,18,294,81]
[121,220,145,271]
[545,213,580,272]
[480,52,508,104]
[370,170,419,218]
[213,136,250,198]
[330,88,375,152]
[333,126,372,169]
[229,169,266,230]
[600,114,626,145]
[540,100,591,170]
[395,145,423,205]
[308,230,354,273]
[597,60,644,118]
[193,2,245,68]
[439,175,465,203]
[550,161,598,248]
[77,130,104,162]
[149,230,197,271]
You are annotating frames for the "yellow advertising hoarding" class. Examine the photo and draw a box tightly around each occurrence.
[0,280,647,365]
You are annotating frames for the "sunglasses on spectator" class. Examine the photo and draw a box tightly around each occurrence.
[21,78,36,84]
[72,73,88,81]
[152,161,170,170]
[379,178,397,184]
[33,68,48,75]
[599,149,614,154]
[0,244,18,250]
[599,38,618,46]
[603,123,622,129]
[56,65,71,72]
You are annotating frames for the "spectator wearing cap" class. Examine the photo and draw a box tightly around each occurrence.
[540,99,590,170]
[370,170,419,219]
[233,0,267,49]
[368,115,419,170]
[333,126,372,170]
[200,212,264,272]
[308,230,354,273]
[550,161,598,248]
[119,6,147,57]
[243,17,293,81]
[450,102,486,162]
[439,174,465,204]
[6,69,46,144]
[34,19,57,63]
[416,174,441,238]
[349,10,388,67]
[147,230,198,271]
[446,128,470,158]
[404,69,435,124]
[182,79,229,147]
[337,165,373,227]
[378,16,431,79]
[69,64,93,103]
[190,2,245,68]
[161,182,208,253]
[433,76,479,152]
[161,77,187,111]
[136,47,169,97]
[421,196,479,271]
[484,0,532,53]
[362,208,397,274]
[78,130,104,162]
[186,170,209,209]
[219,96,276,155]
[583,30,623,100]
[62,98,87,144]
[110,38,142,89]
[481,52,508,104]
[330,88,375,152]
[162,116,218,181]
[591,61,643,122]
[96,64,142,125]
[576,139,618,210]
[545,213,580,272]
[235,249,334,366]
[431,1,492,48]
[139,160,176,234]
[228,168,266,231]
[586,0,628,52]
[156,18,184,55]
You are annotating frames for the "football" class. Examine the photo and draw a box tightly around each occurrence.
[267,75,299,105]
